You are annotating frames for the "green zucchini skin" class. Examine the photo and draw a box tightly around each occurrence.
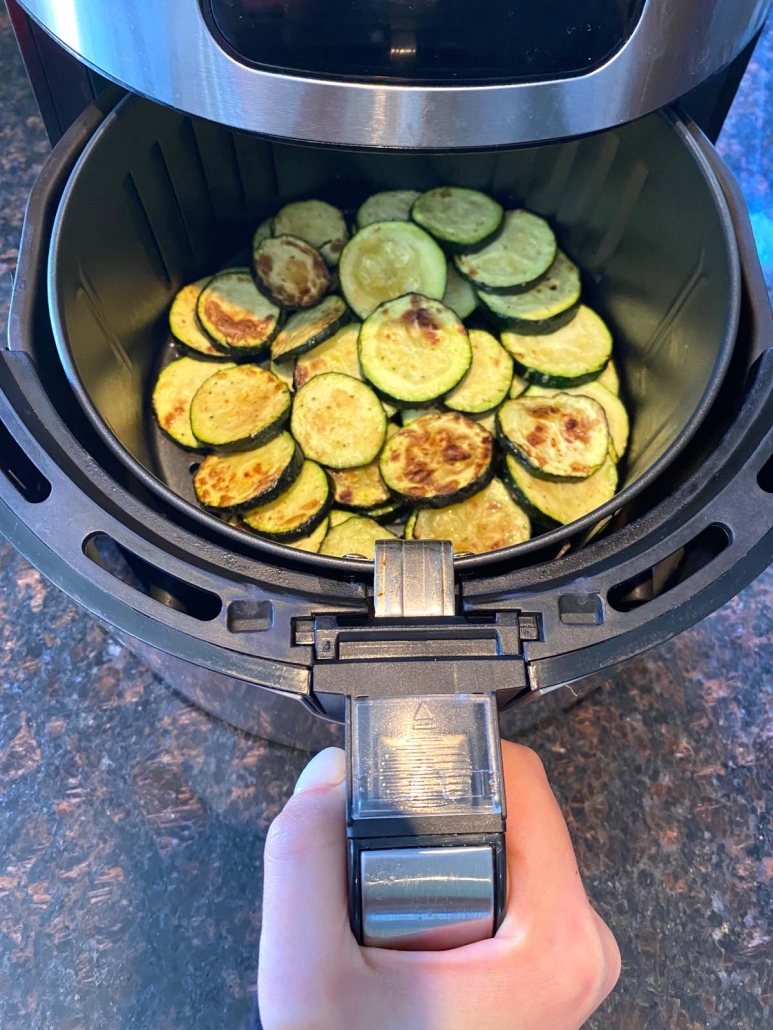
[190,364,291,452]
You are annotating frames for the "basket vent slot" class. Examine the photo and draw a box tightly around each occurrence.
[0,419,51,503]
[83,532,222,622]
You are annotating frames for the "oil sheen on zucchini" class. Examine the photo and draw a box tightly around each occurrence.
[477,250,581,332]
[152,356,234,449]
[443,329,513,415]
[190,364,291,450]
[501,306,613,388]
[169,279,227,358]
[272,200,349,267]
[380,412,494,506]
[291,372,387,469]
[271,295,350,361]
[504,449,618,526]
[241,459,331,539]
[197,268,282,356]
[339,221,447,319]
[357,190,420,229]
[454,210,556,294]
[526,381,629,459]
[411,478,530,554]
[497,393,609,480]
[411,187,503,251]
[253,235,331,308]
[358,294,471,405]
[193,432,301,511]
[319,516,397,558]
[294,323,362,389]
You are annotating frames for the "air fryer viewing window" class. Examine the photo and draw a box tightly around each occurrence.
[206,0,644,82]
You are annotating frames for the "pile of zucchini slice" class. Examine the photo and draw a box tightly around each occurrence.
[153,189,630,557]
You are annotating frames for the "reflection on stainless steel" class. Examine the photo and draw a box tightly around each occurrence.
[17,0,772,148]
[361,846,495,949]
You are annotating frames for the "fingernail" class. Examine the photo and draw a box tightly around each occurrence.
[293,747,346,794]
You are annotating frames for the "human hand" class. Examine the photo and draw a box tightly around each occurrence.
[259,741,620,1030]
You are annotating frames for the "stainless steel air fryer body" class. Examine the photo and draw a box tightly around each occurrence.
[14,0,773,149]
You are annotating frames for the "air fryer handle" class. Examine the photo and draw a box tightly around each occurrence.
[345,541,508,949]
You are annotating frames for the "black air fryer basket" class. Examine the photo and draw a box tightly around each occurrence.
[0,89,772,734]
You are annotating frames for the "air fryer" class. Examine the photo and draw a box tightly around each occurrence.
[3,0,773,948]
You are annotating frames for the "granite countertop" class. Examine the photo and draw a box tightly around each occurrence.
[1,9,773,1030]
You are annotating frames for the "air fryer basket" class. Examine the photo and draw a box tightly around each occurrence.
[47,95,740,571]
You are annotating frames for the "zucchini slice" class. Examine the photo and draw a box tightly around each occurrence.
[404,510,418,540]
[294,322,362,389]
[454,210,556,294]
[444,329,513,415]
[272,200,349,267]
[152,356,234,449]
[402,406,441,426]
[291,372,387,469]
[193,432,301,511]
[526,381,629,459]
[497,393,609,480]
[339,222,447,319]
[368,500,405,524]
[472,411,497,435]
[197,269,282,356]
[442,261,478,320]
[477,250,581,332]
[190,364,291,450]
[253,217,273,249]
[510,374,529,398]
[241,459,331,539]
[327,423,397,511]
[169,278,228,358]
[270,358,295,392]
[287,516,329,553]
[412,187,503,252]
[504,449,618,527]
[319,516,397,559]
[271,295,350,361]
[359,294,471,405]
[357,190,420,229]
[253,235,331,309]
[328,509,354,528]
[380,412,494,507]
[597,359,620,396]
[500,306,613,388]
[412,478,531,554]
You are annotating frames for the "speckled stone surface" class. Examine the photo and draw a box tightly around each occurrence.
[1,8,773,1030]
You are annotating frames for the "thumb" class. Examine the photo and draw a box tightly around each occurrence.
[259,748,355,1007]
